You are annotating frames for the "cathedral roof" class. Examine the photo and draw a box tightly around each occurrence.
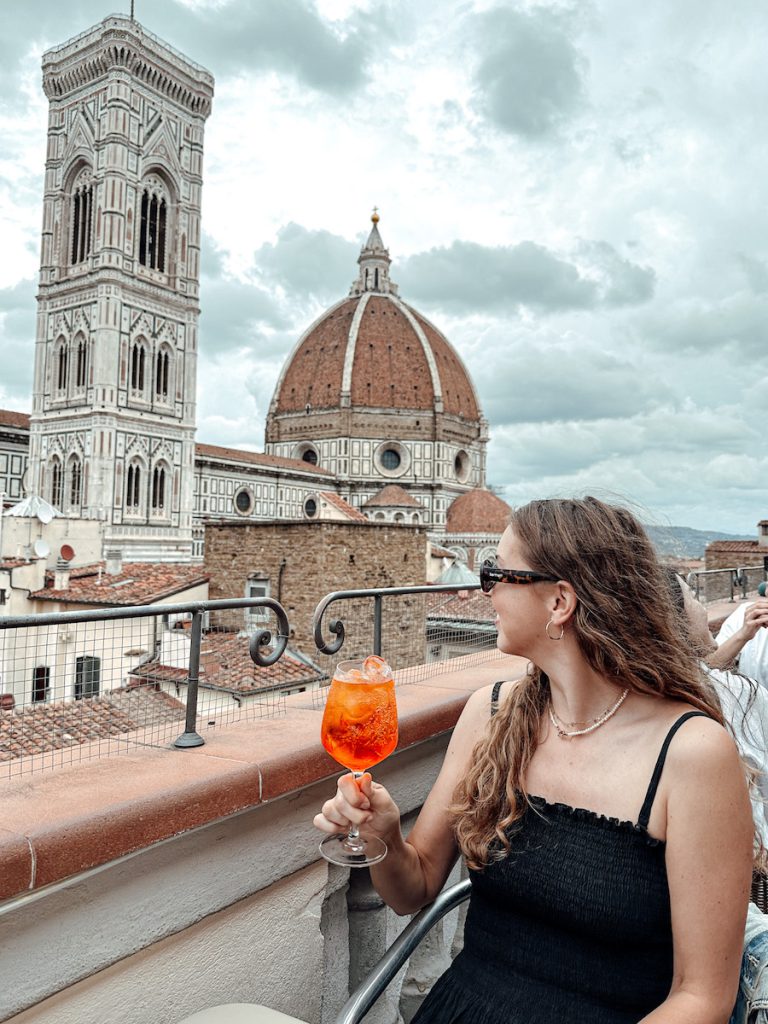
[195,443,334,476]
[0,409,30,431]
[363,484,424,508]
[268,215,481,423]
[445,488,511,535]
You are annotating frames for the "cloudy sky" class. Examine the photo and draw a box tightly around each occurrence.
[0,0,766,534]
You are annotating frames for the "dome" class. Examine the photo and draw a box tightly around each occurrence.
[266,215,482,442]
[446,488,511,535]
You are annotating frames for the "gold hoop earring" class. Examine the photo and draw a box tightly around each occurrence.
[545,618,564,641]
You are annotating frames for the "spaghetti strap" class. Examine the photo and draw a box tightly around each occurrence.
[490,680,504,716]
[637,711,709,830]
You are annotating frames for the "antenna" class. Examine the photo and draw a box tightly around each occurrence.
[60,544,75,562]
[130,0,135,18]
[33,538,51,559]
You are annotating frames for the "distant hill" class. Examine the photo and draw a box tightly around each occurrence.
[644,525,753,559]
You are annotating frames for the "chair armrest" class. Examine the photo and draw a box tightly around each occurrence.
[334,878,471,1024]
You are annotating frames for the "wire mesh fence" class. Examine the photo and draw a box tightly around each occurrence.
[0,585,499,779]
[0,598,311,780]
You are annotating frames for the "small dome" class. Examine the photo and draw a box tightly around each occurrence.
[363,484,423,509]
[446,488,511,535]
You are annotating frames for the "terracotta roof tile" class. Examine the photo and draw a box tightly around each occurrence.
[130,632,327,694]
[705,541,759,553]
[195,443,334,476]
[446,489,511,534]
[0,409,30,431]
[318,491,369,522]
[426,590,494,622]
[363,484,423,509]
[0,689,185,762]
[31,562,209,605]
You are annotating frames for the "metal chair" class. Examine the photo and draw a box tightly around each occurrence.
[176,879,471,1024]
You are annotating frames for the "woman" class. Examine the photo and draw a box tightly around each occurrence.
[315,497,753,1023]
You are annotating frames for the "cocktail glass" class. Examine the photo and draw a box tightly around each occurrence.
[319,656,398,867]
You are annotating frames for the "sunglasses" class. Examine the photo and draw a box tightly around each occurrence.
[480,558,560,594]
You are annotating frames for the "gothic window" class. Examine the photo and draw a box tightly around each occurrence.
[74,335,88,390]
[155,347,170,401]
[151,464,167,513]
[130,340,147,394]
[50,457,63,508]
[55,340,68,393]
[69,455,82,509]
[70,169,93,265]
[126,461,142,512]
[139,179,168,272]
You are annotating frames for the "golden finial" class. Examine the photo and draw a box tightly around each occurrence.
[371,206,380,224]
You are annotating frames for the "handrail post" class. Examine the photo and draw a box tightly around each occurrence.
[174,608,205,748]
[373,595,383,656]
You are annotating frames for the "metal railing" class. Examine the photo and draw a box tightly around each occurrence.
[686,565,767,604]
[0,597,292,776]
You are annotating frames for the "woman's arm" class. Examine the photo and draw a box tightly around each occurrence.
[314,683,498,915]
[638,719,753,1023]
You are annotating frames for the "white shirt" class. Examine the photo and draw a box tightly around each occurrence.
[705,665,768,850]
[716,603,768,688]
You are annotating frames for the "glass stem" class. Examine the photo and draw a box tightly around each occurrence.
[344,771,364,849]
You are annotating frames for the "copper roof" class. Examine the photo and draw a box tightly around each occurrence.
[195,443,334,476]
[0,409,30,431]
[318,491,369,522]
[446,488,511,534]
[31,562,209,605]
[130,632,326,694]
[272,294,480,420]
[363,484,423,509]
[0,688,185,762]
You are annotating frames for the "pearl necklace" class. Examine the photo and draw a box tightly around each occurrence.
[548,688,630,740]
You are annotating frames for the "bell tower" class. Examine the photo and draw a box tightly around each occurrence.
[28,15,214,561]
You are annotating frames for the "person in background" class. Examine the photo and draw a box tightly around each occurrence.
[714,594,768,688]
[663,568,768,851]
[316,497,753,1024]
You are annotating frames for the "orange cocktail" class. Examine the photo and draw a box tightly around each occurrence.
[319,656,398,867]
[321,660,398,771]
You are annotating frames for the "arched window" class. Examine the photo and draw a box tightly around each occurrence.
[50,457,63,508]
[155,347,170,400]
[139,178,169,272]
[151,465,166,512]
[69,456,82,509]
[130,340,146,393]
[70,168,93,265]
[126,462,141,511]
[56,341,68,393]
[74,335,88,390]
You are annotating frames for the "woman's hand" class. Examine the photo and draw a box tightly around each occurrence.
[314,773,402,843]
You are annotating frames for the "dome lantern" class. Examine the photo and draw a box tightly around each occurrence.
[350,209,398,297]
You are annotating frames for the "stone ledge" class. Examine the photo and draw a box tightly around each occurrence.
[0,651,524,904]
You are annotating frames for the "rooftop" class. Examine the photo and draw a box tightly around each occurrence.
[446,488,511,535]
[317,491,368,522]
[195,442,334,476]
[363,484,424,509]
[0,409,30,431]
[31,562,209,605]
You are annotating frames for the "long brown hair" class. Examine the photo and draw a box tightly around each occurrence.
[451,496,726,870]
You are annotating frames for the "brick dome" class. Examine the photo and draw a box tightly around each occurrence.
[446,488,511,534]
[266,216,481,435]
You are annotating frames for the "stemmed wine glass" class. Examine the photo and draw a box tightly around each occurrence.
[319,656,399,867]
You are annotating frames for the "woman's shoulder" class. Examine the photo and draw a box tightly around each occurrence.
[659,704,741,776]
[454,677,526,730]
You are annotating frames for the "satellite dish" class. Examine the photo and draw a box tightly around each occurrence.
[60,544,75,562]
[33,538,51,559]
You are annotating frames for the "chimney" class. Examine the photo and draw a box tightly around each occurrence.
[105,549,123,576]
[53,557,70,591]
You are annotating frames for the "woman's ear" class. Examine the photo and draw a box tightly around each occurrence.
[549,581,577,624]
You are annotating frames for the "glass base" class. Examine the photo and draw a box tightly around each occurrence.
[319,832,387,867]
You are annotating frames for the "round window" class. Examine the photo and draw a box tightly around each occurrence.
[304,497,318,518]
[454,450,471,483]
[302,449,318,466]
[234,488,253,515]
[380,448,401,471]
